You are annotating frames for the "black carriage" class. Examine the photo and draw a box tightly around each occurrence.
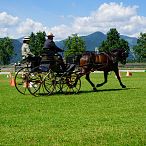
[14,53,81,96]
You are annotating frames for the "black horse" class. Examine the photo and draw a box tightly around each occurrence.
[77,49,128,91]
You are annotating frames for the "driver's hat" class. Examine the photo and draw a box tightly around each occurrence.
[47,32,54,37]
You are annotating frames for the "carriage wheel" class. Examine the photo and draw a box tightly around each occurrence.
[27,67,42,96]
[53,73,64,93]
[43,69,56,95]
[14,67,31,95]
[60,73,81,94]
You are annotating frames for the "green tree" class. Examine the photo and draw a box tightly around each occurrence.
[0,37,14,65]
[64,34,86,58]
[99,28,129,54]
[133,33,146,62]
[29,31,46,56]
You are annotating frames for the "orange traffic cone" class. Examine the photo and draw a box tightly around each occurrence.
[10,76,15,86]
[126,71,132,77]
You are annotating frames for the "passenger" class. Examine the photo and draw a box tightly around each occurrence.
[21,36,34,60]
[21,36,40,68]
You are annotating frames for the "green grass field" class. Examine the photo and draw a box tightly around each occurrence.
[0,72,146,145]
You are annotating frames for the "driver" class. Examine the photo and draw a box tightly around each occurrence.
[43,32,66,71]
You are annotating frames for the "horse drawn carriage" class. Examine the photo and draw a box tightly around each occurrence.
[14,48,128,96]
[14,53,81,96]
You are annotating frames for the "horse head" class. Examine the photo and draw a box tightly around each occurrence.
[111,49,128,65]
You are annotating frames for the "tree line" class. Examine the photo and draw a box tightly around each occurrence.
[0,37,14,65]
[0,28,146,65]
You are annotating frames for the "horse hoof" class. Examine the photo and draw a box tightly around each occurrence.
[93,87,97,92]
[122,85,126,88]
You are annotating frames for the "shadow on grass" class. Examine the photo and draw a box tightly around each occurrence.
[31,87,139,97]
[79,87,139,94]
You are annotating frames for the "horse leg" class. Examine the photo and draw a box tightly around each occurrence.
[114,69,126,88]
[85,73,97,91]
[96,71,108,87]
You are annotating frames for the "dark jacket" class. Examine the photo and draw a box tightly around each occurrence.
[43,39,63,54]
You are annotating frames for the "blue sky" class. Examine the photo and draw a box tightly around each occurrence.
[0,0,146,40]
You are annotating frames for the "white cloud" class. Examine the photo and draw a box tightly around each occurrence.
[1,2,146,40]
[0,12,19,26]
[95,2,138,22]
[49,24,72,41]
[71,2,142,37]
[51,2,146,39]
[17,18,47,36]
[0,28,8,37]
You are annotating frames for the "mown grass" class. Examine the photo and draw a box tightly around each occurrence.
[0,72,146,145]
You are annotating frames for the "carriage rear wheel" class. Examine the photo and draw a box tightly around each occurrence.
[60,72,81,94]
[27,66,54,96]
[27,70,42,96]
[14,67,31,95]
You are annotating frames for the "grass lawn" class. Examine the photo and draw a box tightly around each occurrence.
[0,72,146,145]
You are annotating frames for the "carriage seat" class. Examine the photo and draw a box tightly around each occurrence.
[20,56,41,68]
[41,53,54,64]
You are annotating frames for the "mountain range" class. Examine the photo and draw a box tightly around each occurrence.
[11,31,137,63]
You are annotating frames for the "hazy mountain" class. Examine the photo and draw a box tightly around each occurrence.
[82,31,107,51]
[56,31,137,50]
[120,35,137,60]
[11,31,137,63]
[55,31,107,51]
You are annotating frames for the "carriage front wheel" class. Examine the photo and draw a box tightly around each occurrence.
[27,66,55,96]
[60,72,81,94]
